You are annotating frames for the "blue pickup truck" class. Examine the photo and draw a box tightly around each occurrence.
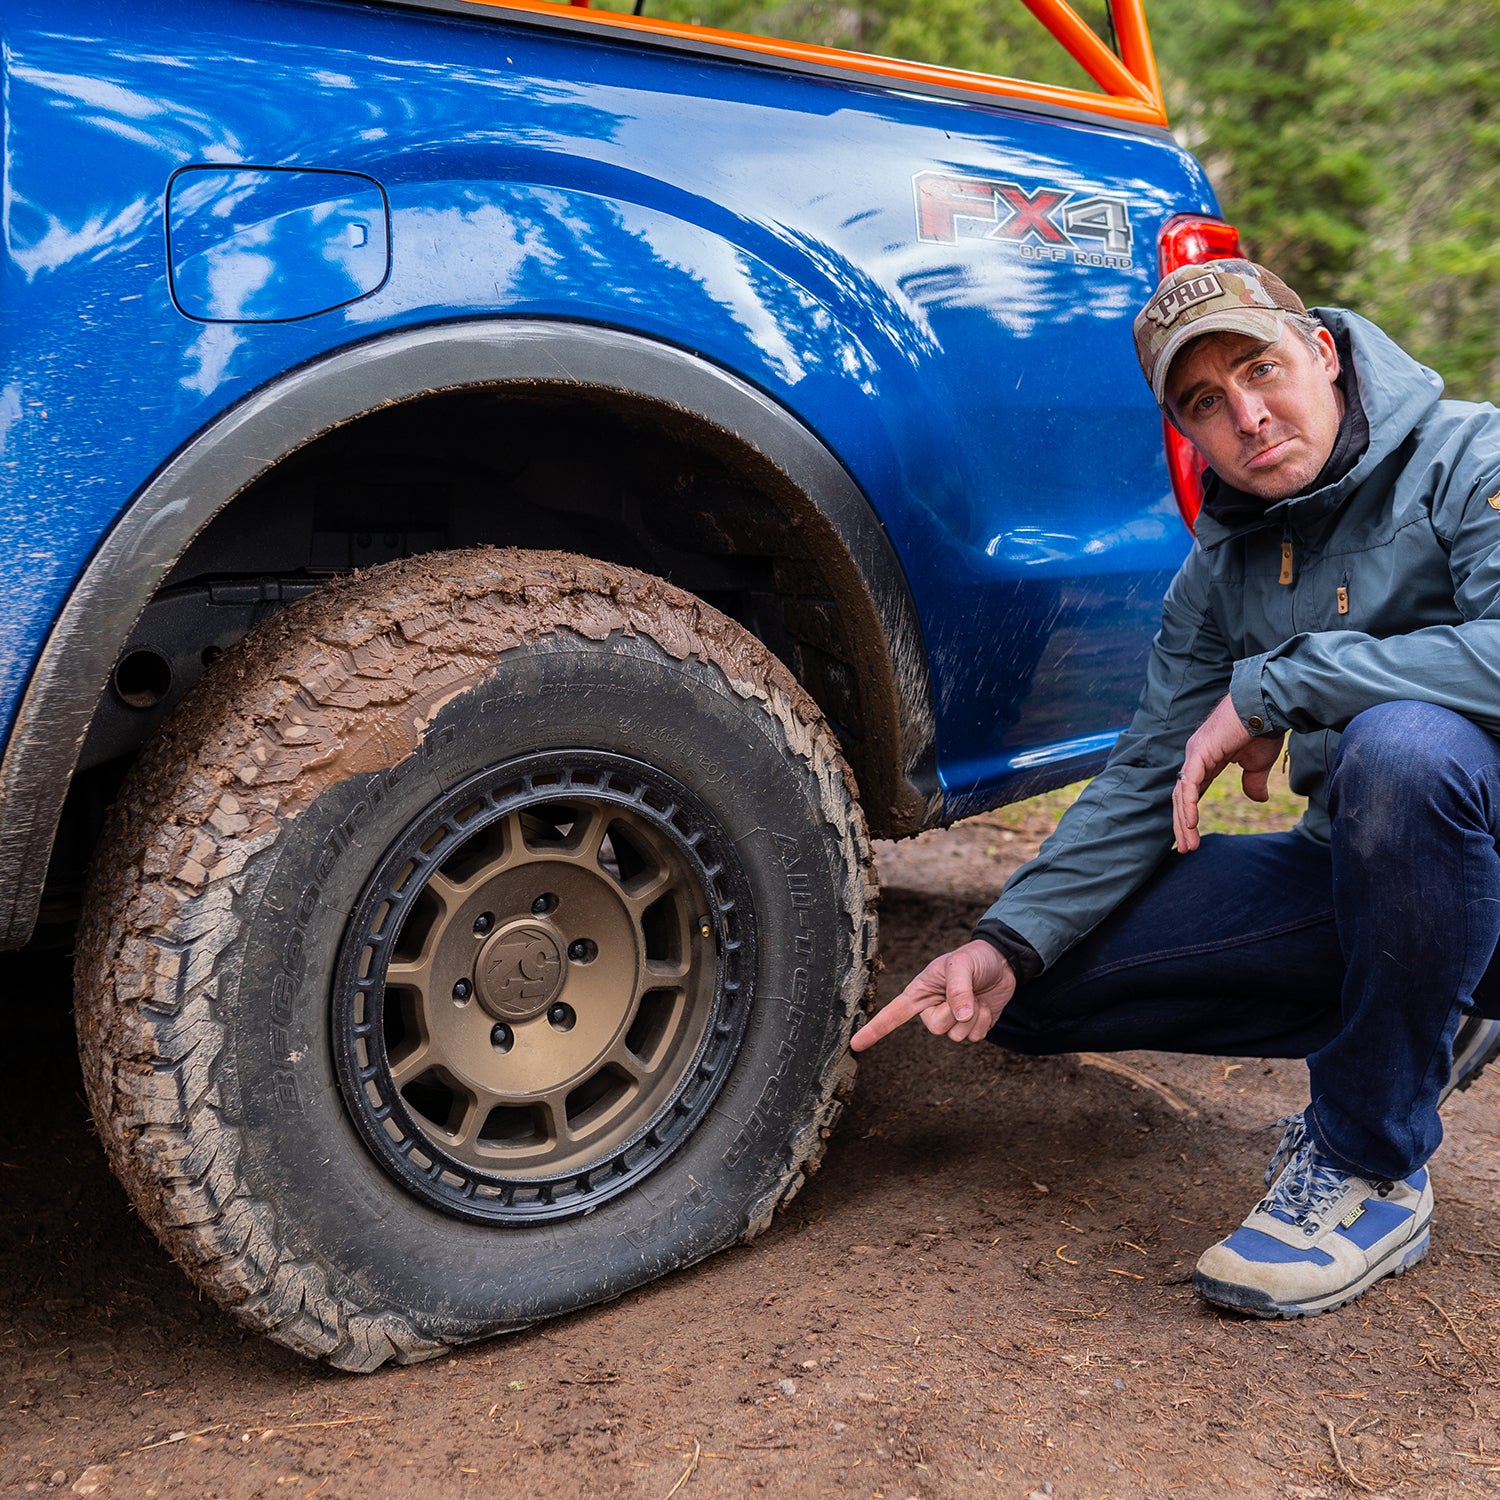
[1,0,1233,1367]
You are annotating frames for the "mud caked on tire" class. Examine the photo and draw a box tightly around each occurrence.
[76,551,874,1370]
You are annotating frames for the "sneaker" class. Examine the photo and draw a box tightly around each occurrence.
[1193,1114,1432,1318]
[1439,1015,1500,1105]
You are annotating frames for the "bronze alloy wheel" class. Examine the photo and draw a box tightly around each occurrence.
[331,752,753,1223]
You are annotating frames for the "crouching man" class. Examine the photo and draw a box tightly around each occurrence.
[854,259,1500,1318]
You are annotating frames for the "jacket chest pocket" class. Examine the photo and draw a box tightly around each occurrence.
[1312,527,1452,637]
[1236,537,1372,650]
[1258,545,1359,639]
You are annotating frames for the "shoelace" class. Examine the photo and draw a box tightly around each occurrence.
[1259,1112,1351,1225]
[1263,1112,1308,1188]
[1262,1139,1351,1223]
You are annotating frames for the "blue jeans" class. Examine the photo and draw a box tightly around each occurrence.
[990,701,1500,1182]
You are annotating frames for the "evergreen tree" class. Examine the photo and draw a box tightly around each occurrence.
[1148,0,1379,296]
[1151,0,1500,398]
[1338,0,1500,398]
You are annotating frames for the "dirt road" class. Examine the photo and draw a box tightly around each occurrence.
[4,813,1499,1498]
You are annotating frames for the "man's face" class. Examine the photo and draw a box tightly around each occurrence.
[1164,325,1344,501]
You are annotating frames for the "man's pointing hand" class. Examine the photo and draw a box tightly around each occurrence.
[850,938,1016,1051]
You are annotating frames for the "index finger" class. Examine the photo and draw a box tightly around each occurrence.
[850,987,933,1051]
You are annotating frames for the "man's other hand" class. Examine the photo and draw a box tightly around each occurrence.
[1173,692,1286,853]
[850,939,1016,1051]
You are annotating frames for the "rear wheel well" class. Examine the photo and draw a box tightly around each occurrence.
[50,383,921,928]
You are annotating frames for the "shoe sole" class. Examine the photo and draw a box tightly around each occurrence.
[1441,1022,1500,1104]
[1192,1224,1431,1319]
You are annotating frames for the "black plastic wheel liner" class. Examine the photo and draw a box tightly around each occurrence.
[0,318,937,950]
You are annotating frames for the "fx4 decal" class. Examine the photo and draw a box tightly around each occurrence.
[914,171,1134,268]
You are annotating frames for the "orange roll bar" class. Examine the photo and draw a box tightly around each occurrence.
[1109,0,1165,108]
[455,0,1169,128]
[1015,0,1153,106]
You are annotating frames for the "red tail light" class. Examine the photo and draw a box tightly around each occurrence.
[1154,214,1242,528]
[1158,215,1242,273]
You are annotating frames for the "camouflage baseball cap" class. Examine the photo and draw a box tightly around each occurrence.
[1134,259,1308,405]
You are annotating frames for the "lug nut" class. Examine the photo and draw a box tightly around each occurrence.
[531,893,558,915]
[452,978,472,1002]
[547,1003,576,1032]
[490,1023,513,1052]
[567,938,597,963]
[473,912,494,936]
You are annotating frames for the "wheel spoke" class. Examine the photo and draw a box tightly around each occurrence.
[622,866,674,908]
[495,809,526,869]
[502,808,525,849]
[441,810,529,894]
[383,874,461,992]
[447,1090,489,1153]
[384,956,434,993]
[565,804,609,863]
[535,1090,571,1147]
[423,868,470,913]
[389,1040,434,1091]
[607,1035,660,1088]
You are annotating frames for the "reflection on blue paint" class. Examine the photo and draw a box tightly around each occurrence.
[985,494,1179,571]
[1007,729,1122,771]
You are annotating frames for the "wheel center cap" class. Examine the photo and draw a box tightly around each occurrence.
[474,921,566,1021]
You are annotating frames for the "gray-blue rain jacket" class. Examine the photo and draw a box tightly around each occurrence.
[981,307,1500,969]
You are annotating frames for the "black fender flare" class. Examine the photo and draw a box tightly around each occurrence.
[0,318,937,949]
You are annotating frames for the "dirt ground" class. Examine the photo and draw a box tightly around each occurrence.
[4,809,1500,1499]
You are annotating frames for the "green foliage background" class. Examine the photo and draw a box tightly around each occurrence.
[1150,0,1500,402]
[615,0,1500,401]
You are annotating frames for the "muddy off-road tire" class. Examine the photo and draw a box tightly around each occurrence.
[75,550,874,1371]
